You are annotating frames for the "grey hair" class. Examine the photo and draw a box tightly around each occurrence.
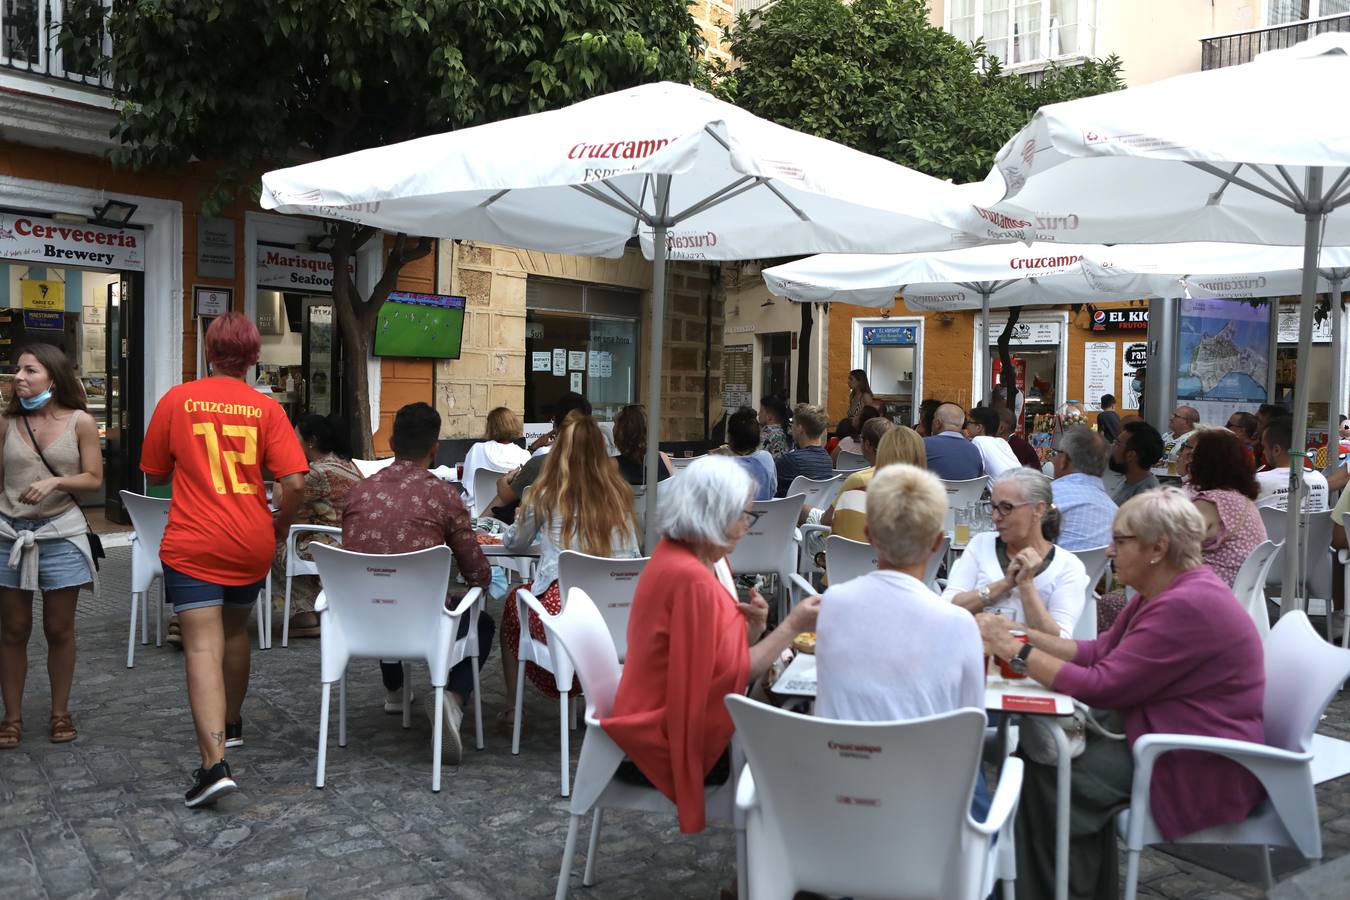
[1115,486,1204,569]
[1056,425,1109,476]
[657,455,754,547]
[993,467,1062,543]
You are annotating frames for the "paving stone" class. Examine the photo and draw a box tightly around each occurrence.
[3,547,1349,899]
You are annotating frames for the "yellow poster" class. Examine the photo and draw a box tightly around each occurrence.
[21,280,63,311]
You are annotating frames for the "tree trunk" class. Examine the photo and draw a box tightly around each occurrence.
[796,300,813,405]
[327,225,434,459]
[998,306,1022,420]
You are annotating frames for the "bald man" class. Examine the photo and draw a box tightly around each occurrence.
[922,402,984,481]
[1163,404,1200,462]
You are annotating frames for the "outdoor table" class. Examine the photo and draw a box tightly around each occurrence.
[769,651,1077,900]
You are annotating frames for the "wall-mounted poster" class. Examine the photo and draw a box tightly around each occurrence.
[1176,298,1269,403]
[1083,342,1116,411]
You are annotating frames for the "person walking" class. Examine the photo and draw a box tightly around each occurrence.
[0,344,103,749]
[140,313,308,807]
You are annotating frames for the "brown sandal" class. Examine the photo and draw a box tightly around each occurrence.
[0,719,21,749]
[49,713,76,744]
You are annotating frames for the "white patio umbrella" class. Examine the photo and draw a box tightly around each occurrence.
[953,33,1350,618]
[260,81,983,545]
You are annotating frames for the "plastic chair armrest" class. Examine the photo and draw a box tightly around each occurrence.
[968,755,1022,837]
[287,523,343,557]
[1338,548,1349,564]
[444,586,484,620]
[799,524,830,541]
[787,573,817,603]
[735,765,758,811]
[313,591,328,614]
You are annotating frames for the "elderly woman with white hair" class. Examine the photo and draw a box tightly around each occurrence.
[943,467,1089,638]
[603,456,820,834]
[978,488,1266,900]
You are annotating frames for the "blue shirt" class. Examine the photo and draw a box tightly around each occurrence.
[733,451,776,501]
[775,445,835,497]
[1052,472,1118,552]
[923,432,984,482]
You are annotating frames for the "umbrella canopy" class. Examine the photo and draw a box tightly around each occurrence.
[956,33,1350,615]
[261,81,984,545]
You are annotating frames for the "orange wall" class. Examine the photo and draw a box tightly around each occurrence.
[372,249,437,454]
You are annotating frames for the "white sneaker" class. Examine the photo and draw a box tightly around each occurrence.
[384,687,414,714]
[425,691,464,765]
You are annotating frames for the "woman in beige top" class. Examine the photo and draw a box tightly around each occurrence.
[0,344,103,748]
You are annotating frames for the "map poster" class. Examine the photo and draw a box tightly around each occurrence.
[1083,342,1115,411]
[1121,342,1148,410]
[1176,298,1269,403]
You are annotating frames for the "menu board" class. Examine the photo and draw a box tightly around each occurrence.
[721,343,754,411]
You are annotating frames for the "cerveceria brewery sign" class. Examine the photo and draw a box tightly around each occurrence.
[256,246,355,290]
[1091,308,1149,332]
[0,213,144,271]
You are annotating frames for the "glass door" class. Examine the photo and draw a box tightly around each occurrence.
[103,273,143,522]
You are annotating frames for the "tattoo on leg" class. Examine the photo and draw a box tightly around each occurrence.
[211,731,224,747]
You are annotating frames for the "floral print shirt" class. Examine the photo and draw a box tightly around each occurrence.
[760,423,791,459]
[342,459,491,588]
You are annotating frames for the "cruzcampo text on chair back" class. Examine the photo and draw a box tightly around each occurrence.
[471,468,501,518]
[824,535,878,586]
[728,495,806,576]
[787,474,845,512]
[541,586,623,721]
[310,543,453,682]
[726,696,988,900]
[1262,610,1350,753]
[120,491,171,555]
[557,551,650,663]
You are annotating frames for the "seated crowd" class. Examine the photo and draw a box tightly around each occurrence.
[126,323,1301,900]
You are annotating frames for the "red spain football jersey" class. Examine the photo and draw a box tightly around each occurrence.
[140,377,308,584]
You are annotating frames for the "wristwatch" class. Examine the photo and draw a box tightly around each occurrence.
[1008,642,1034,675]
[978,585,992,606]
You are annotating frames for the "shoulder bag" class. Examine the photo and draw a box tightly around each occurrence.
[22,416,105,570]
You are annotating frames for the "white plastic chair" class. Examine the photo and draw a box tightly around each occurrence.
[727,697,1022,900]
[281,524,343,647]
[823,534,877,586]
[352,457,396,478]
[540,586,744,900]
[1261,507,1335,636]
[940,476,988,536]
[1120,611,1350,898]
[511,553,650,798]
[668,455,702,473]
[1232,540,1283,641]
[834,449,866,471]
[471,467,503,518]
[1069,545,1110,641]
[1338,548,1350,649]
[120,491,170,668]
[728,495,805,620]
[787,473,846,513]
[310,543,485,793]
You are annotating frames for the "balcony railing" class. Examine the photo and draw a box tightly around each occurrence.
[1201,13,1350,70]
[0,0,112,90]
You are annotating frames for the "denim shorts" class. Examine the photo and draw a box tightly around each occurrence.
[0,514,92,592]
[163,562,266,614]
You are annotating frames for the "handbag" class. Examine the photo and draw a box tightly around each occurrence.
[1018,702,1126,766]
[21,416,105,571]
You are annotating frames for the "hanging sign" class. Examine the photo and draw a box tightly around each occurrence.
[256,245,354,291]
[862,325,917,346]
[21,279,63,311]
[1090,308,1149,332]
[23,311,64,330]
[987,320,1062,344]
[0,213,144,271]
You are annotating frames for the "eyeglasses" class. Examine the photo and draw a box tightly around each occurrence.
[1110,532,1138,547]
[741,509,766,528]
[990,500,1036,518]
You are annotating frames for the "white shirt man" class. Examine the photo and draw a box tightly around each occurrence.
[1256,467,1329,512]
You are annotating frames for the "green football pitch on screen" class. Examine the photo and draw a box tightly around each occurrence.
[374,298,465,359]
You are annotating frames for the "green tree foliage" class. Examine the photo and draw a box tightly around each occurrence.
[714,0,1123,403]
[714,0,1123,185]
[96,0,703,454]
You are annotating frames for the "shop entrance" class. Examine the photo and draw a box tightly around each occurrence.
[0,261,144,524]
[759,332,792,403]
[858,320,922,427]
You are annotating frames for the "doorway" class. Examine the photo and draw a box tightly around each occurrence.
[760,332,792,404]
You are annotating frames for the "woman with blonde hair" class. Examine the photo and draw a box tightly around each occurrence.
[460,406,531,513]
[499,412,641,727]
[819,423,925,543]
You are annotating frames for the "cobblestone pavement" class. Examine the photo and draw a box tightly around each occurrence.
[1,548,1348,899]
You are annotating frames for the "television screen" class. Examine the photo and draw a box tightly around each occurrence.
[373,291,466,359]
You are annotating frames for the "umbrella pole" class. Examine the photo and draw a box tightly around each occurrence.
[1328,275,1345,468]
[643,176,673,552]
[981,290,992,406]
[1280,166,1325,618]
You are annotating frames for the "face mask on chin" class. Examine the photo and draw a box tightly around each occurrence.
[19,388,52,412]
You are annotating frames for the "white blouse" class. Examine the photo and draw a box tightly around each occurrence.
[940,531,1088,638]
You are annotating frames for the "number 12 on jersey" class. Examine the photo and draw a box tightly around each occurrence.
[192,423,259,495]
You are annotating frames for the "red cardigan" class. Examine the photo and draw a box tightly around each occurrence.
[602,539,749,833]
